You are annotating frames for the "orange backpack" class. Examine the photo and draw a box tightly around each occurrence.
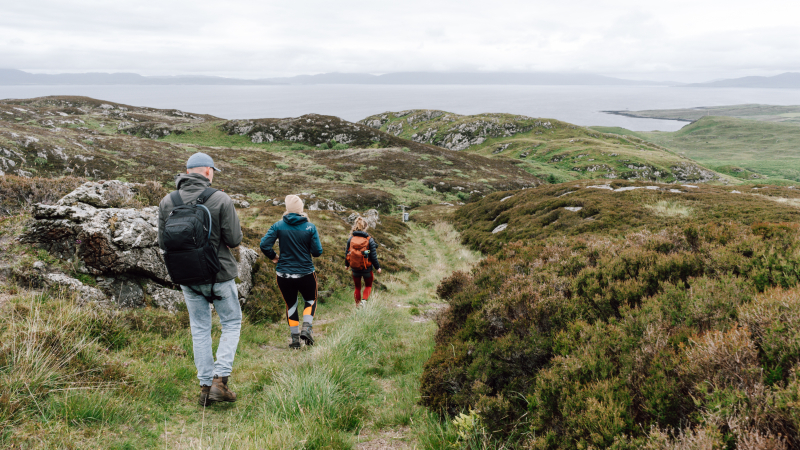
[347,235,372,271]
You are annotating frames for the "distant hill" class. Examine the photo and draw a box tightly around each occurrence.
[594,115,800,184]
[0,68,677,86]
[0,69,282,86]
[604,104,800,124]
[683,72,800,88]
[360,110,727,185]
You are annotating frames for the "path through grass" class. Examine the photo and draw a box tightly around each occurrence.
[1,222,480,449]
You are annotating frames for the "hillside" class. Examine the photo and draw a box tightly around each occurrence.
[594,116,800,184]
[359,110,728,185]
[0,96,538,212]
[6,96,800,449]
[423,180,800,448]
[604,104,800,124]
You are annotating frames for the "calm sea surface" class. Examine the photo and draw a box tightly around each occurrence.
[2,85,800,131]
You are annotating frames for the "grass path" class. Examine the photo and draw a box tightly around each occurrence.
[1,221,480,449]
[166,221,481,449]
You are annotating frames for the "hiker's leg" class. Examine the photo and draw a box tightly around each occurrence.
[277,276,301,334]
[211,279,242,378]
[181,284,214,386]
[362,272,374,301]
[298,273,319,324]
[352,274,363,304]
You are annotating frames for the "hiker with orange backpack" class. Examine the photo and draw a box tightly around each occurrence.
[345,216,382,306]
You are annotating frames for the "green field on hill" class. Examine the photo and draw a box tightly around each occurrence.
[595,116,800,184]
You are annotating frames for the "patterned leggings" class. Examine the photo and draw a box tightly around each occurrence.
[276,273,318,334]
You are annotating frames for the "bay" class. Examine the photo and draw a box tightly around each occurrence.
[2,84,800,131]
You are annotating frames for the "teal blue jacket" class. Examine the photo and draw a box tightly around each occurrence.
[260,213,323,275]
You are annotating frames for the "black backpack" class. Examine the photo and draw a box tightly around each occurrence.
[162,188,222,292]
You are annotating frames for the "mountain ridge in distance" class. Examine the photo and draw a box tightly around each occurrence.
[682,72,800,88]
[0,68,679,86]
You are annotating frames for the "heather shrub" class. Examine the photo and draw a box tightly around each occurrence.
[421,182,800,448]
[0,175,84,216]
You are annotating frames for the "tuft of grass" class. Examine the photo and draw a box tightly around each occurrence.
[645,200,692,217]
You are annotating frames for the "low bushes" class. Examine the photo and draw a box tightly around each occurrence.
[421,182,800,448]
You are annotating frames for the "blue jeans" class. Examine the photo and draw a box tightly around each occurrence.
[181,279,242,386]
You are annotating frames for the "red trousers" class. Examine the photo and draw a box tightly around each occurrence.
[352,272,374,304]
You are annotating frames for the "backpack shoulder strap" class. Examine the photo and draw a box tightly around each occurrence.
[196,188,218,205]
[170,190,184,207]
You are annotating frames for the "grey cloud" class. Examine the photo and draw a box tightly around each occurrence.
[0,0,798,82]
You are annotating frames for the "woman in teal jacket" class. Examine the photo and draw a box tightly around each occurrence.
[260,195,323,349]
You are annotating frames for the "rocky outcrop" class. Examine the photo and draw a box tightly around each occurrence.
[671,163,718,183]
[21,181,258,311]
[345,209,381,229]
[271,193,347,212]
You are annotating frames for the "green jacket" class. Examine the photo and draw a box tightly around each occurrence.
[157,173,243,282]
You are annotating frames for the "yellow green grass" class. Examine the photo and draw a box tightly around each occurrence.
[0,222,480,449]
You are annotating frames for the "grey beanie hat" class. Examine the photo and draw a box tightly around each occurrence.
[186,152,221,172]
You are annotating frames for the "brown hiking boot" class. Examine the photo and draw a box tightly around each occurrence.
[208,375,237,403]
[300,323,314,346]
[290,333,301,349]
[198,385,213,407]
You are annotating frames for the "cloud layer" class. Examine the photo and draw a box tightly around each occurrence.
[1,0,798,82]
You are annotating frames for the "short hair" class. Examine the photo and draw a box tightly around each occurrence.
[351,216,369,232]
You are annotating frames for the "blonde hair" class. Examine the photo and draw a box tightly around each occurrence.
[352,216,369,232]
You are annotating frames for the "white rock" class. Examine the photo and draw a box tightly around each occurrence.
[564,207,583,212]
[492,223,508,234]
[43,272,108,303]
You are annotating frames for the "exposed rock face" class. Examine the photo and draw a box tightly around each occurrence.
[22,181,258,311]
[271,193,347,212]
[42,272,108,304]
[345,209,381,229]
[671,163,718,183]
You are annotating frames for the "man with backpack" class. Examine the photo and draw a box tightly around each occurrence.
[157,152,243,407]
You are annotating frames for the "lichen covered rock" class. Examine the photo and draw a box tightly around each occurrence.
[22,181,258,311]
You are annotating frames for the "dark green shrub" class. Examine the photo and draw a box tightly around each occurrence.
[421,182,800,448]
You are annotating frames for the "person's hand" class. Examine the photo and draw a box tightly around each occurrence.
[271,257,279,264]
[377,268,382,274]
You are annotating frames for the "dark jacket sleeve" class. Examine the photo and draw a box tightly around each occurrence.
[157,196,170,251]
[310,225,323,257]
[260,223,279,259]
[220,197,243,248]
[368,238,381,270]
[344,236,352,267]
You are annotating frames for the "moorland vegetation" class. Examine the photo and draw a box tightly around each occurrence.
[4,95,800,449]
[422,181,800,448]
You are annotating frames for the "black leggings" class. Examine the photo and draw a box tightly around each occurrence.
[276,273,318,332]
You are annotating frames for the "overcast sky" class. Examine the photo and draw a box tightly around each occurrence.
[1,0,798,82]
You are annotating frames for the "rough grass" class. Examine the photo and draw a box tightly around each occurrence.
[644,200,692,217]
[420,180,800,448]
[0,216,481,448]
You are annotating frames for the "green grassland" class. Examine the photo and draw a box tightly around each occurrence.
[595,116,800,184]
[0,204,481,448]
[359,110,731,185]
[605,103,800,124]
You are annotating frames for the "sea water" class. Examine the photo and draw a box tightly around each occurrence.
[2,84,799,132]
